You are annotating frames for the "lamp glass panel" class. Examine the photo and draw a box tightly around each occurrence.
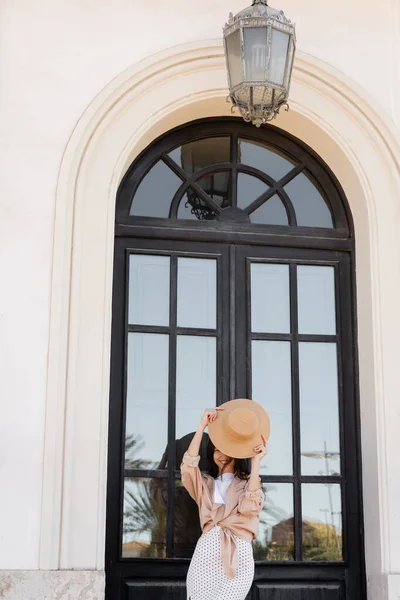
[244,27,269,82]
[226,30,243,88]
[269,29,290,86]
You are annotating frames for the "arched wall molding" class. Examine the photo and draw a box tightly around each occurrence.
[40,39,400,599]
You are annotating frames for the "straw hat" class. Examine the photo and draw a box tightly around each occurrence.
[208,399,270,459]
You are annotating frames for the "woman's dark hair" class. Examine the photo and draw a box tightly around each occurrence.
[206,440,250,481]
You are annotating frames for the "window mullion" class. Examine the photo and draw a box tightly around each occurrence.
[290,262,303,561]
[166,254,178,558]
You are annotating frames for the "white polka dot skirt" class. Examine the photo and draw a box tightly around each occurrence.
[186,526,254,600]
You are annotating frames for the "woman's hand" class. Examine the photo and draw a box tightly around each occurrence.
[251,434,268,464]
[199,407,224,430]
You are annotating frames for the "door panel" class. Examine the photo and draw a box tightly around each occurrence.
[126,581,187,600]
[253,583,344,600]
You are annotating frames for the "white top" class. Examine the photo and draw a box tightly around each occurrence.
[213,472,235,504]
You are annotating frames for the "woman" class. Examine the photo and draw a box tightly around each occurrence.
[181,399,269,600]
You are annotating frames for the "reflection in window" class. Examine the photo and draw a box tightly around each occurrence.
[128,254,170,327]
[299,343,340,476]
[177,189,218,221]
[122,478,167,558]
[169,137,230,174]
[251,263,290,334]
[254,483,294,561]
[237,172,269,209]
[250,194,289,225]
[176,336,216,440]
[238,139,295,181]
[196,172,231,208]
[252,341,292,476]
[130,160,182,217]
[297,265,336,335]
[125,333,169,468]
[284,172,333,228]
[177,258,217,329]
[302,484,342,561]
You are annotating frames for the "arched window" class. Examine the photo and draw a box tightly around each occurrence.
[107,119,364,600]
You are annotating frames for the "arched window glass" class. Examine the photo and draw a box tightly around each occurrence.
[123,123,345,231]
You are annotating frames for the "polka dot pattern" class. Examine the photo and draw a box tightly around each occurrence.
[186,525,254,600]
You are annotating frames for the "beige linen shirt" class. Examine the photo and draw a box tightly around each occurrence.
[180,452,264,579]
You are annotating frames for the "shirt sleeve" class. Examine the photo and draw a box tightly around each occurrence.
[180,452,203,505]
[237,481,265,517]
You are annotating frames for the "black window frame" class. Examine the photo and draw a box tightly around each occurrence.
[106,118,365,600]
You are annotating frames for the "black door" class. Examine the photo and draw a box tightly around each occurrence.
[106,119,365,600]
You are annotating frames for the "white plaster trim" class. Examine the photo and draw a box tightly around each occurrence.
[389,0,400,124]
[41,38,400,600]
[0,571,104,600]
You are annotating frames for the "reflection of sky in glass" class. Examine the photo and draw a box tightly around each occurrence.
[125,333,169,467]
[284,173,333,228]
[238,140,295,181]
[299,343,340,475]
[176,336,216,440]
[237,172,269,209]
[297,265,336,335]
[251,263,290,334]
[302,484,342,532]
[128,254,170,327]
[177,258,216,329]
[252,341,292,475]
[130,160,181,217]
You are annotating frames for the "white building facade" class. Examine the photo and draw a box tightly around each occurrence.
[1,0,400,598]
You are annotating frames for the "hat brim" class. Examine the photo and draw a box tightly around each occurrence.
[208,399,270,459]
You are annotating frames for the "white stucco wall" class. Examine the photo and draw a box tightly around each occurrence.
[1,1,400,598]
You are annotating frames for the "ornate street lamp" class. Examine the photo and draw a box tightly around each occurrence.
[223,0,296,127]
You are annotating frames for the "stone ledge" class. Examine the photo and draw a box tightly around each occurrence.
[0,570,104,600]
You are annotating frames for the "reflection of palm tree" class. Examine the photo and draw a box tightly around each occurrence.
[125,434,152,470]
[123,434,166,557]
[123,479,166,558]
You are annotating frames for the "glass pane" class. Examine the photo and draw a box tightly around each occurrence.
[197,172,231,208]
[298,266,336,335]
[177,190,218,221]
[302,484,343,561]
[285,37,295,88]
[226,30,243,88]
[128,254,170,326]
[122,478,167,558]
[299,343,340,476]
[251,263,290,333]
[284,173,333,228]
[254,483,294,561]
[176,336,216,440]
[244,27,268,82]
[169,137,230,174]
[237,172,269,209]
[269,29,290,85]
[238,139,296,181]
[130,160,182,217]
[174,478,202,558]
[250,193,289,225]
[125,333,169,469]
[252,341,292,475]
[177,258,217,329]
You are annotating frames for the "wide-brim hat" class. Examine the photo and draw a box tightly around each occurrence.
[208,398,270,459]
